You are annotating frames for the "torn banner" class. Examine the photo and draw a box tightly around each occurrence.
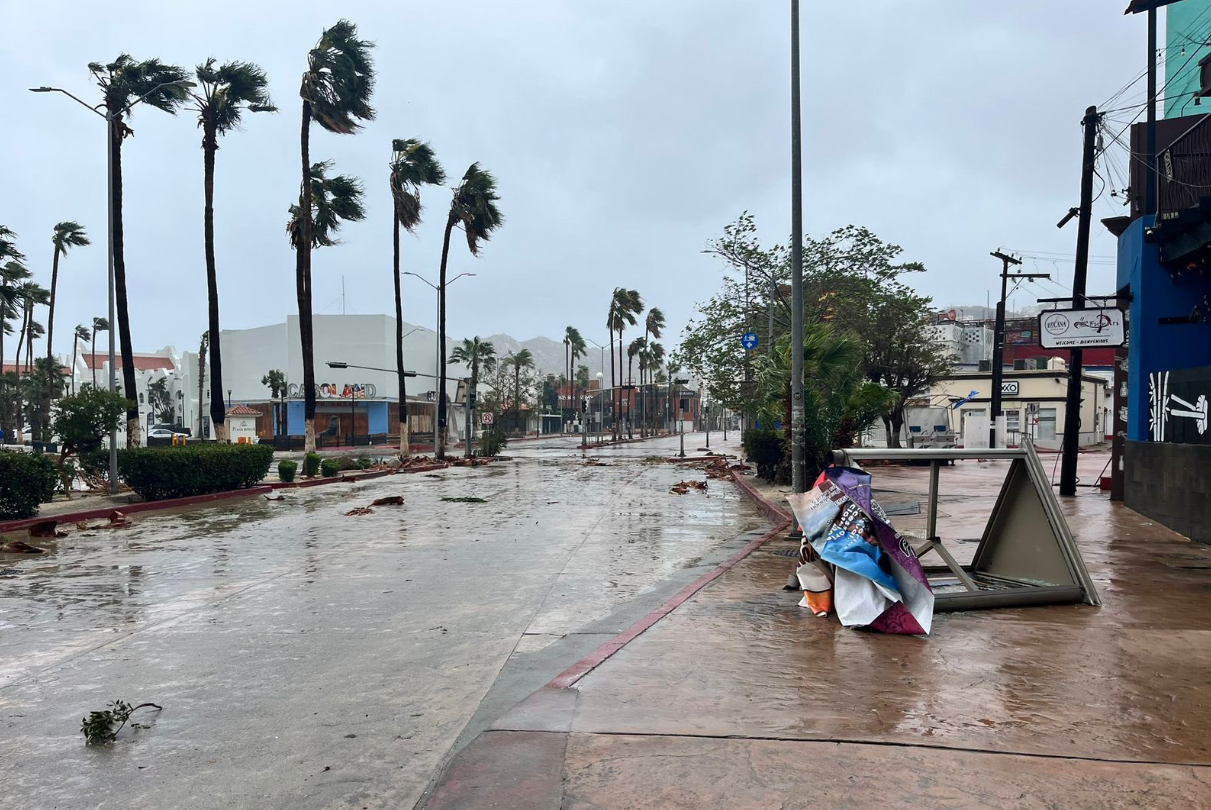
[787,467,934,635]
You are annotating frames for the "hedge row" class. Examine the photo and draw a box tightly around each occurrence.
[118,444,274,501]
[0,451,59,519]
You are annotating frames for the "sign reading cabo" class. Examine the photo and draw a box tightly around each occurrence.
[1038,308,1125,349]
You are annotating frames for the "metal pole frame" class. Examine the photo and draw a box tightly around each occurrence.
[789,0,806,502]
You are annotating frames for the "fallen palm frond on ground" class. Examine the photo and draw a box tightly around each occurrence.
[344,494,406,516]
[670,480,708,495]
[441,496,487,504]
[81,700,162,745]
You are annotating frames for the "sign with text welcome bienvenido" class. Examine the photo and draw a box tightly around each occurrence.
[1038,308,1125,349]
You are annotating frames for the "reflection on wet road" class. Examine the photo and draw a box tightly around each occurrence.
[0,434,762,810]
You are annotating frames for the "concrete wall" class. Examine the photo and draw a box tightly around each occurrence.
[1125,441,1211,544]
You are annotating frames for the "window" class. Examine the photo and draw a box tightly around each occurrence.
[1037,408,1057,441]
[139,393,145,404]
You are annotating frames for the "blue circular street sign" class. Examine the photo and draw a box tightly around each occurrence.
[741,332,759,351]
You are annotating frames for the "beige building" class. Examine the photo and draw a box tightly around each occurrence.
[924,365,1108,450]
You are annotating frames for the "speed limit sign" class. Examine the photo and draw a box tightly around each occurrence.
[481,412,494,425]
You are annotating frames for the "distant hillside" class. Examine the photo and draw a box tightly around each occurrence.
[483,332,609,380]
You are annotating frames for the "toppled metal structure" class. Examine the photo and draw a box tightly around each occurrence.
[831,442,1101,611]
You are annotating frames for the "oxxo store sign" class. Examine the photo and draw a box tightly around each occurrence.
[1039,308,1125,349]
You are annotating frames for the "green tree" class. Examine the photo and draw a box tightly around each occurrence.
[148,377,174,425]
[71,325,91,395]
[606,288,643,438]
[563,326,585,420]
[503,349,534,433]
[436,163,503,457]
[190,59,275,443]
[261,369,288,439]
[89,55,191,446]
[90,317,109,388]
[51,386,129,495]
[45,222,90,378]
[287,159,366,447]
[0,256,31,433]
[296,19,376,453]
[196,331,208,437]
[389,138,445,457]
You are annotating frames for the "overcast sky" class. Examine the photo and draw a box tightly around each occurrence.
[3,0,1149,360]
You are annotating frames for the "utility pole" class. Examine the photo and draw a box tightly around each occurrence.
[988,252,1047,448]
[789,0,806,502]
[1145,7,1158,218]
[1059,106,1102,497]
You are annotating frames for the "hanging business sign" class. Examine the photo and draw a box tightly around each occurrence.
[1002,381,1020,396]
[1038,308,1125,349]
[287,382,377,399]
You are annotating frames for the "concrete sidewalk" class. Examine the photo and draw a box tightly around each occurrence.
[420,454,1211,809]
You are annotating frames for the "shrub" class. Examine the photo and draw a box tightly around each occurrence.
[278,460,298,483]
[302,451,321,478]
[357,455,372,470]
[477,429,508,458]
[0,451,60,519]
[320,458,340,477]
[742,428,785,483]
[118,444,274,501]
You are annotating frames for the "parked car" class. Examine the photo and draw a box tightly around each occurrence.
[147,427,179,439]
[151,424,191,436]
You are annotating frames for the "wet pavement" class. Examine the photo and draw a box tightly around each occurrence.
[0,433,763,810]
[428,451,1211,809]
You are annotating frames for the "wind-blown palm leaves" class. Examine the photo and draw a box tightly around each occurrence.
[89,55,190,445]
[435,163,503,457]
[296,19,375,452]
[564,326,585,419]
[0,253,30,435]
[389,138,445,457]
[90,317,109,389]
[191,58,275,442]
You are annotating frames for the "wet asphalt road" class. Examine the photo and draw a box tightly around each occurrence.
[0,434,763,810]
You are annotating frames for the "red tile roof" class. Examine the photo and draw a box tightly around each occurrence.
[82,353,175,371]
[226,405,263,416]
[2,363,71,375]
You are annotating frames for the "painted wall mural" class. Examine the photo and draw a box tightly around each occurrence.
[1149,365,1210,444]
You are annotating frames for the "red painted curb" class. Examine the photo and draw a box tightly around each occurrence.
[729,467,793,524]
[547,517,789,689]
[0,486,273,535]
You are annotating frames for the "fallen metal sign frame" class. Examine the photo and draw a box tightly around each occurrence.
[830,441,1101,611]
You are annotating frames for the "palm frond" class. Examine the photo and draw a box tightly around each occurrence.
[52,221,91,253]
[287,161,366,249]
[389,138,445,233]
[302,20,376,135]
[451,163,503,256]
[195,58,275,135]
[0,226,26,263]
[92,55,190,121]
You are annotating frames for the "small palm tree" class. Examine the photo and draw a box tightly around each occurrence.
[197,331,209,437]
[503,349,534,434]
[1,258,31,408]
[626,337,646,437]
[287,160,366,448]
[389,138,445,457]
[435,163,503,457]
[15,281,49,374]
[89,55,191,445]
[450,337,497,444]
[648,341,665,433]
[191,59,275,443]
[563,326,586,420]
[71,325,91,394]
[296,20,375,452]
[261,369,288,438]
[90,317,109,388]
[45,222,90,376]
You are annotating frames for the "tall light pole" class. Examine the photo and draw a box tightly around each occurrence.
[584,336,609,432]
[31,78,195,493]
[674,377,690,457]
[788,0,807,505]
[403,271,474,453]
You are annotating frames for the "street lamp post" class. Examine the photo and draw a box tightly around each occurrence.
[403,271,474,456]
[31,78,195,493]
[584,337,608,434]
[674,378,690,458]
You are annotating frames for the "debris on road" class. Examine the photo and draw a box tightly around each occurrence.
[1,539,45,554]
[81,700,162,745]
[344,506,375,516]
[441,496,487,504]
[263,494,287,501]
[371,495,404,506]
[670,480,708,495]
[28,520,66,538]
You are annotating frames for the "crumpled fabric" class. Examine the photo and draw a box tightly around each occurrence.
[787,467,934,635]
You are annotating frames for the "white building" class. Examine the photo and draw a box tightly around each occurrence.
[75,347,199,443]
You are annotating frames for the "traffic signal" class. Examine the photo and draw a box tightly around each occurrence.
[468,391,477,409]
[582,398,589,413]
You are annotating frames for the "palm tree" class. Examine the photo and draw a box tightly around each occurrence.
[1,258,31,383]
[90,317,109,388]
[45,222,90,377]
[450,337,497,443]
[502,349,535,434]
[643,308,665,435]
[297,20,376,453]
[262,369,288,439]
[389,138,446,458]
[89,55,190,445]
[190,59,275,443]
[563,326,585,422]
[606,288,643,438]
[436,163,503,457]
[71,325,91,394]
[626,337,646,438]
[287,159,366,449]
[648,341,665,434]
[16,282,49,375]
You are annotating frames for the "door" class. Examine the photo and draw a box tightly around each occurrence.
[1037,408,1057,441]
